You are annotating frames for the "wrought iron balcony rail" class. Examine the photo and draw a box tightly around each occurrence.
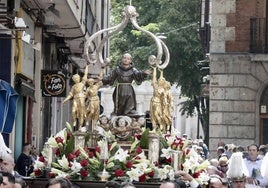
[250,18,268,53]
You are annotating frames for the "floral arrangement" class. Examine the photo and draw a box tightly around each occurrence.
[31,123,210,184]
[159,132,210,185]
[180,147,210,185]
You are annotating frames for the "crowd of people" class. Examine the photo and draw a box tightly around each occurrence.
[0,140,268,188]
[103,140,268,188]
[1,132,268,188]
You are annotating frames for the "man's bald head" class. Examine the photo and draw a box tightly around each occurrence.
[159,182,179,188]
[0,154,15,173]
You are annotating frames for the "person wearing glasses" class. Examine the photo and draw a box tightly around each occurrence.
[218,156,228,178]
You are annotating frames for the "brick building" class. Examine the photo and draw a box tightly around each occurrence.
[200,0,268,151]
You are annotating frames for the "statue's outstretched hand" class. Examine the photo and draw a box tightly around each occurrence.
[144,69,152,75]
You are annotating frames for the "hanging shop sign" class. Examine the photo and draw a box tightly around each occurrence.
[41,70,66,97]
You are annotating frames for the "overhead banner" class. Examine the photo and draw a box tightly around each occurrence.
[41,70,66,97]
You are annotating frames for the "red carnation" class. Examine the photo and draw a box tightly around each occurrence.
[136,146,143,154]
[38,156,45,162]
[55,148,61,156]
[55,137,63,144]
[80,169,88,178]
[88,151,94,158]
[134,156,141,160]
[139,174,147,182]
[192,172,200,178]
[67,153,75,161]
[134,134,142,140]
[95,146,101,153]
[171,142,179,150]
[115,169,125,177]
[147,171,154,178]
[66,132,72,140]
[178,143,184,150]
[80,158,88,167]
[166,157,172,164]
[34,169,42,177]
[74,149,81,157]
[126,161,133,168]
[48,172,56,178]
[153,161,159,167]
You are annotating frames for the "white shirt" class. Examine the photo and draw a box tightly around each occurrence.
[244,158,268,187]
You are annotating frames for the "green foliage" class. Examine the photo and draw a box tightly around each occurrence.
[110,0,203,99]
[64,135,75,155]
[159,136,168,150]
[110,0,209,141]
[139,128,150,149]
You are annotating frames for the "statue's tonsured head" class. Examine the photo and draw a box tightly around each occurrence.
[122,53,132,60]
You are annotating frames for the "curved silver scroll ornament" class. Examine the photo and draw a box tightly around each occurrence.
[128,5,169,68]
[84,5,139,67]
[84,11,129,66]
[158,38,170,69]
[84,5,169,69]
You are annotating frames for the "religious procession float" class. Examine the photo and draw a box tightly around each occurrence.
[28,4,211,188]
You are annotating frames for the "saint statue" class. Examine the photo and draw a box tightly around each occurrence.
[102,53,151,117]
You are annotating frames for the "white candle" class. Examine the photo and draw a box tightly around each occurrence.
[47,144,53,168]
[172,151,179,171]
[100,138,109,160]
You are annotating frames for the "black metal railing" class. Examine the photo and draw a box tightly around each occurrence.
[250,18,268,53]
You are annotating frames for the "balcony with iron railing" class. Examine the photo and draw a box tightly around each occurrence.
[250,18,268,53]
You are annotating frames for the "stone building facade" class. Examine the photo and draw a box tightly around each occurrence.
[206,0,268,151]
